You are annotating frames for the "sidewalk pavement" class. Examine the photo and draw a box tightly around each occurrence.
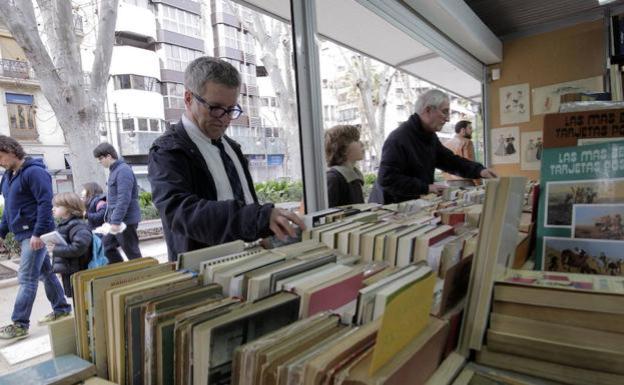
[0,237,168,375]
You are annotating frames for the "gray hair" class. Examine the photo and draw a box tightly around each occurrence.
[184,56,241,93]
[414,89,449,113]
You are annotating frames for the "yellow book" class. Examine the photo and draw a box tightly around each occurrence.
[369,271,436,375]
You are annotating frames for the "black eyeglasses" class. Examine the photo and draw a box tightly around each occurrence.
[192,92,243,119]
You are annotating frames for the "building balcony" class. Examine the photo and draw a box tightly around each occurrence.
[212,12,241,29]
[119,131,161,156]
[242,83,259,96]
[116,2,157,42]
[215,46,243,62]
[0,59,34,80]
[110,46,161,79]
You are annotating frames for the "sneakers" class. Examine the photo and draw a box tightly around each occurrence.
[37,311,72,326]
[0,324,28,340]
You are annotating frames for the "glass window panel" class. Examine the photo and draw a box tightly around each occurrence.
[122,118,134,131]
[137,118,148,131]
[150,119,160,131]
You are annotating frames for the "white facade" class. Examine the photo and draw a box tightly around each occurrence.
[116,3,157,41]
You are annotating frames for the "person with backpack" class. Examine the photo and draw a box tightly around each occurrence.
[0,136,71,340]
[81,182,107,230]
[45,192,93,300]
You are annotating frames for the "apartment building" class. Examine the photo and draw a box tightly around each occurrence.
[0,20,80,193]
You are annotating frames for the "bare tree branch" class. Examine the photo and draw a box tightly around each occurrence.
[90,0,119,101]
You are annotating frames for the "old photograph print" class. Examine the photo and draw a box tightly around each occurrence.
[545,178,624,228]
[542,236,624,276]
[572,203,624,240]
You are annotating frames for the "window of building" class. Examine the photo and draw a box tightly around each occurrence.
[337,108,357,122]
[137,118,148,131]
[162,82,186,109]
[122,0,149,8]
[122,118,135,132]
[157,4,201,37]
[113,74,159,92]
[160,44,202,72]
[6,92,37,140]
[149,119,160,132]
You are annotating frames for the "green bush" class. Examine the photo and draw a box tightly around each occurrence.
[139,191,153,208]
[3,233,20,258]
[254,179,303,204]
[254,174,378,204]
[138,191,160,220]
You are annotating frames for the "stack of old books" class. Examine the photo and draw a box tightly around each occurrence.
[476,270,624,385]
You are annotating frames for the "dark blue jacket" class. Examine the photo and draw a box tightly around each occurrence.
[51,216,92,297]
[0,157,55,241]
[148,121,274,261]
[86,193,107,229]
[106,159,141,225]
[370,113,485,204]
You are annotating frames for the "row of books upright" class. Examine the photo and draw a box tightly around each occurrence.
[1,177,538,385]
[56,184,495,385]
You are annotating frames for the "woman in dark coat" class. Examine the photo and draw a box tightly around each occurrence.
[46,192,92,298]
[81,182,107,230]
[325,125,365,208]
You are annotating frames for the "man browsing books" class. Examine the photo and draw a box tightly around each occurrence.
[148,56,304,261]
[369,89,496,203]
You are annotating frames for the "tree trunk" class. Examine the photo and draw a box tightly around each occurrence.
[246,13,301,180]
[0,0,118,189]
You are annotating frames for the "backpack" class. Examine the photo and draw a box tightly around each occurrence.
[88,234,109,269]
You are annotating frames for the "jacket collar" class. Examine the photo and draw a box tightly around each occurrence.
[331,165,364,183]
[110,159,125,172]
[408,113,436,143]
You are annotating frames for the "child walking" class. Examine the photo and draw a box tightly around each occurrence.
[45,192,93,305]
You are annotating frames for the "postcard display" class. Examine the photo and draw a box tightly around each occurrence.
[535,107,624,271]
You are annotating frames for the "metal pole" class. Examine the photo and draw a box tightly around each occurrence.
[290,0,327,213]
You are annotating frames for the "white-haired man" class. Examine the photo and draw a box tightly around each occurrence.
[370,89,496,204]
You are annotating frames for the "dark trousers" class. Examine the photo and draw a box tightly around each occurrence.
[103,223,142,263]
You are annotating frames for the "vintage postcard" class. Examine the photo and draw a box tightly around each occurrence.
[542,236,624,276]
[545,178,624,228]
[491,126,520,164]
[499,83,530,125]
[572,203,624,240]
[520,131,542,171]
[532,76,603,116]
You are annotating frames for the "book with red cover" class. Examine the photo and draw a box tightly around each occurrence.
[304,271,364,317]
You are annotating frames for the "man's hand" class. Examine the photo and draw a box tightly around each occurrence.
[269,208,306,240]
[480,168,497,179]
[428,184,448,195]
[110,224,121,234]
[30,236,44,250]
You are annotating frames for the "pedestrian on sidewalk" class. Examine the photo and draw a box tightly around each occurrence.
[46,192,93,299]
[93,143,142,263]
[0,136,71,340]
[81,182,107,230]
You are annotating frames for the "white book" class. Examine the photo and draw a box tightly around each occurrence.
[283,264,352,293]
[40,230,67,246]
[396,224,436,267]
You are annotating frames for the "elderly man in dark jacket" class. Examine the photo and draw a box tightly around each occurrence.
[0,136,71,340]
[370,89,496,204]
[93,143,142,263]
[148,56,304,261]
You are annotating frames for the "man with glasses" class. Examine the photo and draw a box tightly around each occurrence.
[92,142,143,262]
[370,89,495,204]
[148,56,304,261]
